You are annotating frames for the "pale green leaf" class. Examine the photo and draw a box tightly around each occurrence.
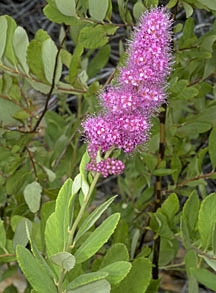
[4,16,17,65]
[130,228,140,259]
[13,218,32,249]
[209,126,216,169]
[100,243,129,268]
[0,16,8,58]
[67,272,108,290]
[88,0,109,21]
[67,279,110,293]
[55,0,76,16]
[24,182,42,213]
[74,213,120,264]
[198,193,216,249]
[43,167,56,182]
[50,252,76,271]
[74,195,118,243]
[16,245,57,293]
[42,38,62,84]
[183,190,200,235]
[13,26,29,73]
[183,2,193,18]
[45,179,73,257]
[99,261,132,285]
[0,220,6,248]
[112,258,152,293]
[133,2,145,20]
[191,267,216,290]
[72,174,82,196]
[197,0,216,10]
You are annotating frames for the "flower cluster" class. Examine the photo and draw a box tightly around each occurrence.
[82,8,172,177]
[86,158,125,178]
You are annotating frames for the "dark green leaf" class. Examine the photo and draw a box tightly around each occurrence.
[209,126,216,169]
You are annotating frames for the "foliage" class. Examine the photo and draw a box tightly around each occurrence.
[1,0,216,292]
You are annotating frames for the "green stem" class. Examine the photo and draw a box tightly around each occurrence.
[57,149,113,292]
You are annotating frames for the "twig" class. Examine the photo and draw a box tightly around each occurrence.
[103,69,116,90]
[78,17,132,27]
[0,94,31,113]
[0,64,86,94]
[26,147,38,179]
[162,171,216,195]
[32,27,69,132]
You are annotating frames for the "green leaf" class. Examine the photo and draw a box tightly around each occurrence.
[42,38,62,84]
[13,218,32,249]
[183,2,193,18]
[99,261,131,285]
[69,43,84,83]
[79,152,90,198]
[50,252,76,271]
[43,4,81,25]
[209,126,216,169]
[27,227,56,280]
[0,220,6,248]
[87,45,110,78]
[74,213,120,264]
[4,16,17,65]
[152,169,176,176]
[27,40,46,81]
[161,193,179,222]
[0,16,8,58]
[202,252,216,272]
[171,156,182,184]
[72,174,82,196]
[167,0,177,8]
[112,258,152,293]
[191,268,216,290]
[45,179,73,257]
[74,195,118,243]
[213,223,216,255]
[88,0,109,21]
[185,250,199,293]
[183,190,200,235]
[16,245,57,293]
[43,167,56,182]
[67,271,108,290]
[198,193,216,249]
[79,25,108,49]
[130,228,140,259]
[24,182,42,213]
[67,279,110,293]
[13,26,29,73]
[197,0,216,10]
[100,243,129,268]
[55,0,76,16]
[13,110,30,121]
[133,2,145,20]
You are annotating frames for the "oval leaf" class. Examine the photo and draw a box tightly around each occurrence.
[50,252,75,271]
[24,182,42,213]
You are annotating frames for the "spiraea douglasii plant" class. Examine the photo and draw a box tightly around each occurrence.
[1,0,216,292]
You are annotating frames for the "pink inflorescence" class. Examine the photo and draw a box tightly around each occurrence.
[82,7,173,177]
[86,158,125,178]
